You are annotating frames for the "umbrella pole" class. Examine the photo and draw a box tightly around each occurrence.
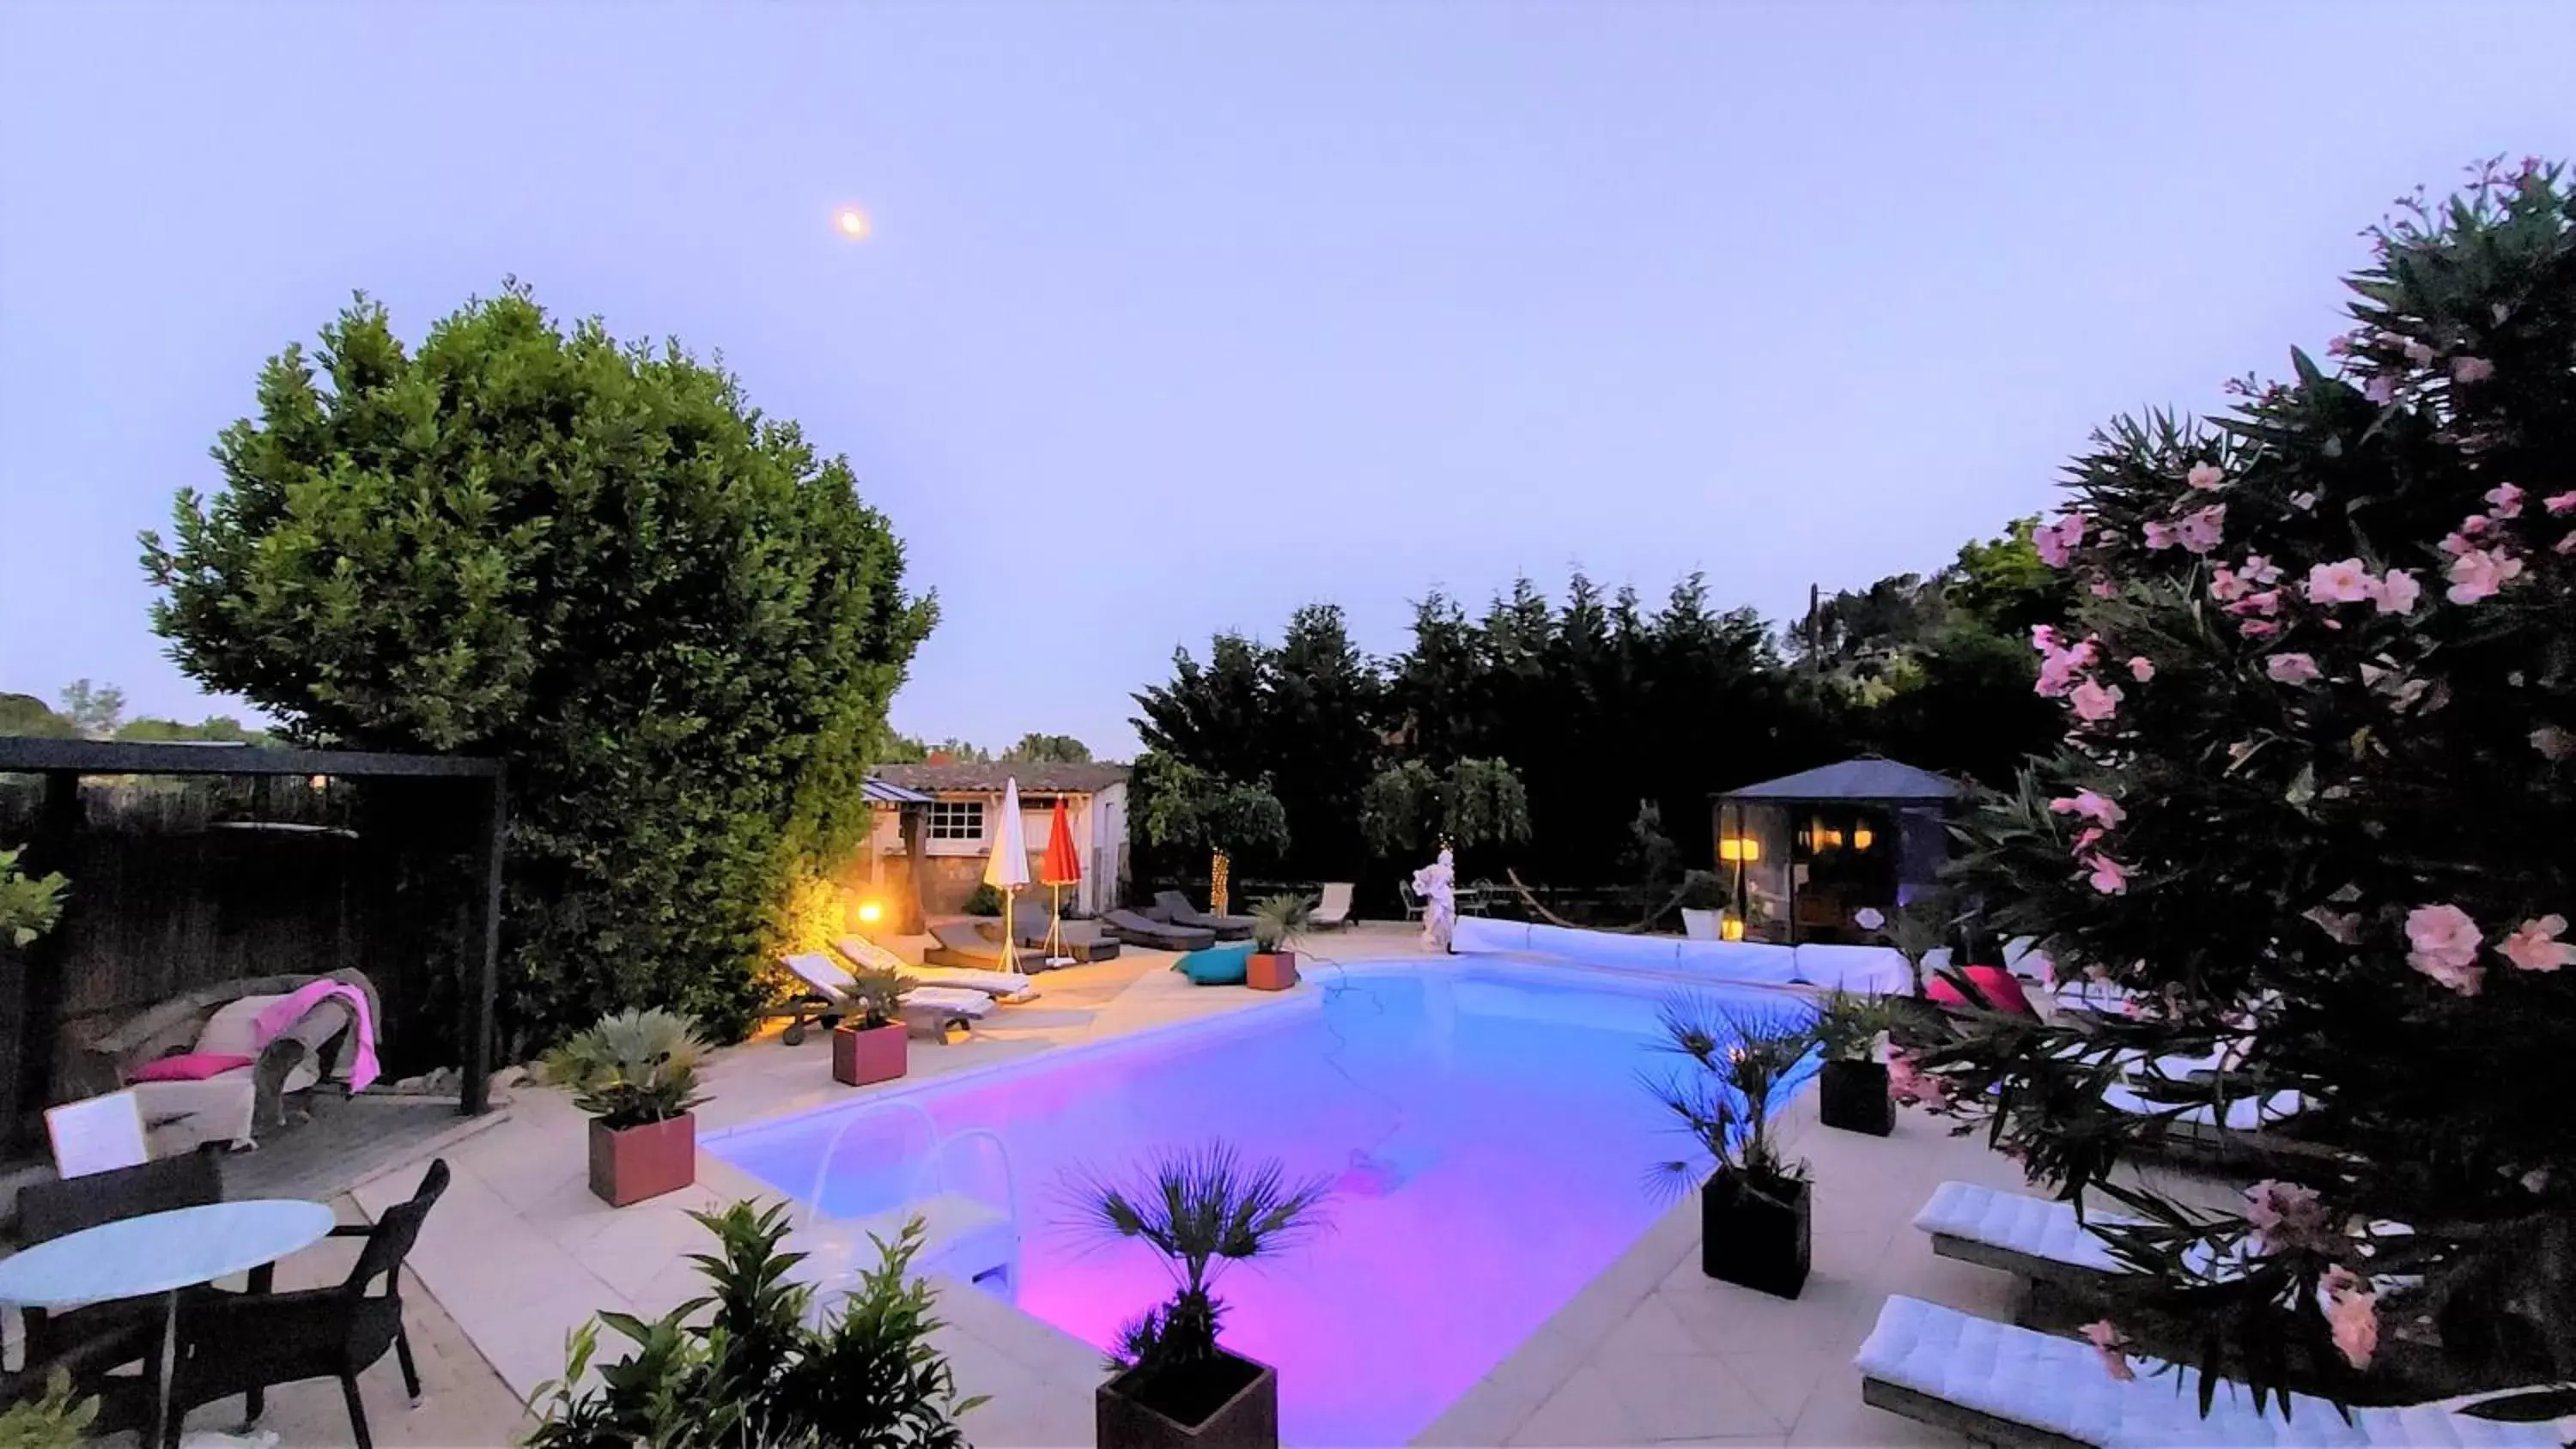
[1002,886,1018,973]
[1048,882,1064,964]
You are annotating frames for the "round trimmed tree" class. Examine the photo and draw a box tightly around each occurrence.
[1914,159,2576,1406]
[145,286,934,1046]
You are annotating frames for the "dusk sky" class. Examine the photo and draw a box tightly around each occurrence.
[6,2,2574,756]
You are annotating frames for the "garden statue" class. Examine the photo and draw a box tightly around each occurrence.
[1412,844,1456,952]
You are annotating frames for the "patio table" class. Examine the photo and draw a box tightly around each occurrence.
[0,1197,334,1446]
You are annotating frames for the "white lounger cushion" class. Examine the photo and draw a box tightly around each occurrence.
[1915,1180,2128,1274]
[1792,943,1914,994]
[1675,940,1801,983]
[901,985,994,1022]
[831,936,1036,1002]
[1856,1295,2568,1446]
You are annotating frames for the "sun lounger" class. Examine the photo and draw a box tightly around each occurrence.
[2102,1081,2341,1172]
[776,951,994,1046]
[1313,882,1355,929]
[1855,1294,2567,1448]
[1102,907,1216,951]
[1154,891,1255,941]
[829,935,1038,1003]
[920,919,1023,972]
[999,897,1123,963]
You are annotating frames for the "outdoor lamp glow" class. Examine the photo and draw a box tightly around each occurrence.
[855,900,884,925]
[1719,914,1746,942]
[1718,836,1762,864]
[1852,825,1874,851]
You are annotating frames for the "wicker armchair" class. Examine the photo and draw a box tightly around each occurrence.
[61,971,380,1145]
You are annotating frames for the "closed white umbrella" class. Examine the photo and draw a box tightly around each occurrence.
[983,777,1031,973]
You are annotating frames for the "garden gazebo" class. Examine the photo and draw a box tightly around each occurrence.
[1711,755,1959,945]
[0,737,507,1148]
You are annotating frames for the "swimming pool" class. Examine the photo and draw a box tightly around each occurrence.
[708,962,1813,1446]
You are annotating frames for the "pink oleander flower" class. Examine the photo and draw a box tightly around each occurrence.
[2208,566,2248,603]
[2558,532,2576,556]
[2239,618,2281,639]
[2176,504,2227,555]
[2030,624,2060,652]
[2035,639,2095,699]
[2446,547,2524,603]
[1886,1052,1953,1109]
[2322,1268,2379,1371]
[2407,903,2484,995]
[2366,375,2396,404]
[2081,1320,2136,1382]
[2244,1179,2330,1253]
[2227,590,2281,618]
[2306,558,2373,604]
[2326,334,2354,356]
[2084,854,2129,894]
[2071,826,2105,853]
[2068,679,2123,724]
[2369,568,2421,615]
[2289,491,2318,511]
[2033,512,2087,568]
[2546,492,2576,517]
[2452,355,2495,384]
[2089,576,2115,598]
[2500,915,2575,973]
[2127,656,2154,682]
[2185,462,2225,490]
[2402,337,2437,367]
[2050,790,2127,828]
[2535,725,2576,761]
[2265,652,2321,685]
[2463,513,2495,538]
[2242,555,2281,585]
[2142,519,2178,550]
[2488,483,2525,518]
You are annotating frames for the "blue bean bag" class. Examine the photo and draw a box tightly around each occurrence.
[1173,943,1255,985]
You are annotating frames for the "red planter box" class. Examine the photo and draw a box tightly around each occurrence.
[1246,951,1299,991]
[588,1113,696,1208]
[833,1022,909,1086]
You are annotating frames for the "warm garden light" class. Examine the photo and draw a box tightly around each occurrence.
[1718,836,1761,863]
[1851,825,1874,852]
[1719,915,1746,942]
[834,206,872,239]
[855,900,884,925]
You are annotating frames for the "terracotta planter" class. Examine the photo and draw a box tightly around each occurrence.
[1699,1170,1811,1299]
[1819,1058,1895,1136]
[1097,1349,1278,1449]
[1244,950,1299,991]
[587,1113,696,1208]
[833,1021,909,1086]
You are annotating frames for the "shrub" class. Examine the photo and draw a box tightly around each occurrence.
[1640,998,1813,1201]
[524,1201,982,1447]
[0,1370,98,1449]
[0,847,67,949]
[960,882,1005,918]
[142,287,934,1047]
[1810,989,1892,1063]
[1248,893,1313,953]
[1916,158,2576,1409]
[538,1009,709,1130]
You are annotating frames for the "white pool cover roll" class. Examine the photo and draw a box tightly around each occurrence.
[1856,1294,2570,1447]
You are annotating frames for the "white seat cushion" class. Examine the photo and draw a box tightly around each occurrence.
[1913,1180,2127,1273]
[1793,943,1914,993]
[1856,1294,2568,1446]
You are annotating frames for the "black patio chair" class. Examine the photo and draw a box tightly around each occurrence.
[164,1158,450,1449]
[6,1143,249,1420]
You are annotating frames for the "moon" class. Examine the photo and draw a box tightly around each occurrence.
[834,206,872,240]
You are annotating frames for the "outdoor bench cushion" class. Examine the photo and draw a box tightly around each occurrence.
[1173,943,1255,985]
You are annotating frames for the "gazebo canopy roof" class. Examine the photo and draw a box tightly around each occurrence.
[1717,755,1961,804]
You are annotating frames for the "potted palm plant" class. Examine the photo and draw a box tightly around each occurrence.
[1811,989,1895,1137]
[1073,1143,1332,1449]
[832,967,912,1086]
[541,1008,710,1207]
[1643,997,1814,1298]
[1245,894,1312,992]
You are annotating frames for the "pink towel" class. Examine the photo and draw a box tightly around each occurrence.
[251,979,381,1093]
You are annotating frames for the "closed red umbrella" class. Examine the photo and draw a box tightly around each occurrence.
[1042,799,1083,963]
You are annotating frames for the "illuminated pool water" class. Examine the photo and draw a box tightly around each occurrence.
[708,963,1813,1446]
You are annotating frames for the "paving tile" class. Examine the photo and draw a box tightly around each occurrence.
[1506,1363,1646,1447]
[1591,1350,1785,1440]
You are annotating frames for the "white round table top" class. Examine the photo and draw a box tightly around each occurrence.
[0,1197,337,1308]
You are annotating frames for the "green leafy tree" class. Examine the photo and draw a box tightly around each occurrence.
[142,286,934,1046]
[0,693,76,737]
[55,679,123,738]
[1132,751,1289,869]
[0,846,69,949]
[999,732,1091,763]
[884,734,988,764]
[1905,159,2576,1410]
[114,715,268,744]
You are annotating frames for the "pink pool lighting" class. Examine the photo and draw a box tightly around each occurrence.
[712,964,1808,1445]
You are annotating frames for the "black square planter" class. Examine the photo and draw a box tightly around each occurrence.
[1819,1058,1895,1137]
[1699,1171,1811,1299]
[1097,1350,1279,1449]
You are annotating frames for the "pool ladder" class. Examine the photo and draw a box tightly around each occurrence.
[799,1099,1022,1305]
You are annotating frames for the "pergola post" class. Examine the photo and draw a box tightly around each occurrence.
[461,767,507,1117]
[896,802,928,935]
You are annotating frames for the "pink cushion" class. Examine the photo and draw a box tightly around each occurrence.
[129,1052,256,1082]
[1925,966,2037,1016]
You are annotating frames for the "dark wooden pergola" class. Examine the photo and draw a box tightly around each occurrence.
[0,737,507,1127]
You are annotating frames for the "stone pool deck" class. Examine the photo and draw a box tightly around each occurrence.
[245,924,2174,1446]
